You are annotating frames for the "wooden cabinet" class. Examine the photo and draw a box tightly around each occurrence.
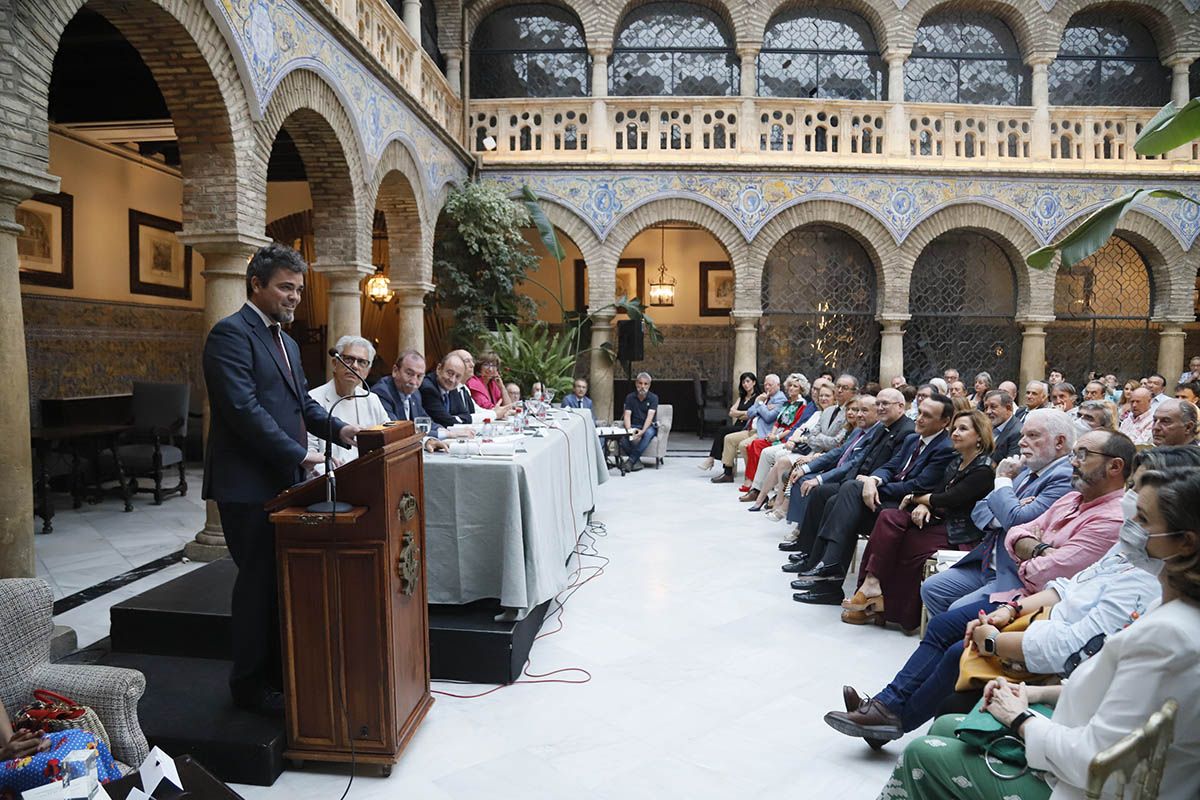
[267,422,431,774]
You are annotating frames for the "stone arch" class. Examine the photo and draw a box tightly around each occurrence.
[750,200,898,314]
[534,199,608,272]
[13,0,257,234]
[1045,0,1183,60]
[257,68,371,267]
[608,0,745,52]
[466,0,604,51]
[900,202,1040,318]
[603,197,751,309]
[370,139,430,284]
[745,0,893,53]
[893,0,1047,58]
[1107,210,1185,320]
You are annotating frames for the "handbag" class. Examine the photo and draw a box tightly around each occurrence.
[955,608,1057,691]
[954,697,1053,778]
[15,689,111,749]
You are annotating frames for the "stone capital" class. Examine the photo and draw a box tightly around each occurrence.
[1016,315,1055,330]
[314,260,376,280]
[0,160,61,204]
[1150,317,1192,329]
[1025,52,1057,68]
[882,48,911,65]
[443,47,463,60]
[178,230,272,258]
[736,41,762,59]
[589,40,613,58]
[876,314,910,328]
[1162,52,1199,69]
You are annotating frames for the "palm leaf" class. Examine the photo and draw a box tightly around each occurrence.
[1134,99,1200,156]
[520,185,565,263]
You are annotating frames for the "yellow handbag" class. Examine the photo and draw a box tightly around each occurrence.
[955,607,1058,691]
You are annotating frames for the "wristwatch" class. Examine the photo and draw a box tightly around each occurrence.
[1009,708,1038,736]
[982,631,1000,656]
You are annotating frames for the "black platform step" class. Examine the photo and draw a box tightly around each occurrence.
[111,559,550,684]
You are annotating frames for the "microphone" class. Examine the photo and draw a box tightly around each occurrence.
[328,348,371,392]
[305,347,372,514]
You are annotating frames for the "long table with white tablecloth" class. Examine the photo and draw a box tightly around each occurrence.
[423,408,608,614]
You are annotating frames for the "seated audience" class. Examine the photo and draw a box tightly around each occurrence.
[306,336,390,469]
[1119,387,1154,445]
[790,394,957,606]
[1147,372,1168,407]
[561,377,594,418]
[1077,398,1116,431]
[803,374,858,454]
[948,380,967,400]
[907,383,932,419]
[943,368,960,386]
[530,381,545,399]
[1177,381,1200,404]
[466,352,514,417]
[372,349,465,445]
[699,372,760,472]
[890,375,906,389]
[419,353,476,429]
[746,381,834,505]
[921,409,1076,616]
[1,698,122,796]
[1047,367,1064,386]
[740,374,813,498]
[506,382,522,402]
[969,371,992,408]
[711,374,785,484]
[929,377,949,396]
[983,389,1021,464]
[1014,380,1050,422]
[1180,355,1200,385]
[621,371,659,472]
[997,380,1018,402]
[1052,381,1079,417]
[1082,380,1105,401]
[872,463,1199,800]
[1118,378,1140,411]
[1152,397,1199,447]
[951,395,974,414]
[824,431,1136,748]
[842,409,995,631]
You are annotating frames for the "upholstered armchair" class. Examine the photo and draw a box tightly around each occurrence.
[114,381,190,504]
[0,579,149,766]
[637,403,672,467]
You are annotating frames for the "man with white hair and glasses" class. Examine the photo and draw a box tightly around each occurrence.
[305,335,391,470]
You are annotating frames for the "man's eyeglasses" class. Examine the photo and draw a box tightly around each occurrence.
[339,356,371,369]
[1069,448,1111,463]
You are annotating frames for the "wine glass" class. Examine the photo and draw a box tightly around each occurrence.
[414,416,432,436]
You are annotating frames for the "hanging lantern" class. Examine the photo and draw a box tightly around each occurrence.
[648,223,676,307]
[364,267,394,307]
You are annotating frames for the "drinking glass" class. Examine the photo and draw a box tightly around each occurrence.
[414,416,432,436]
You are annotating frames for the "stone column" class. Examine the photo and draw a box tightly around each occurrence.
[444,48,462,96]
[1029,55,1053,160]
[1018,317,1053,390]
[1166,56,1196,161]
[181,233,271,562]
[884,49,910,157]
[737,44,761,155]
[316,262,374,378]
[393,281,433,358]
[589,43,611,156]
[1157,322,1187,381]
[589,311,615,419]
[0,178,49,578]
[731,310,761,388]
[402,0,421,41]
[878,316,908,384]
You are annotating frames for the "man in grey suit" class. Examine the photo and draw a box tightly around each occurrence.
[203,244,360,715]
[983,389,1022,465]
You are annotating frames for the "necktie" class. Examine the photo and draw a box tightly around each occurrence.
[442,391,450,411]
[836,431,861,466]
[403,395,412,420]
[896,439,925,480]
[270,325,305,443]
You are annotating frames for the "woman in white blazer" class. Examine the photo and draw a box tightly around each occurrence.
[875,464,1200,800]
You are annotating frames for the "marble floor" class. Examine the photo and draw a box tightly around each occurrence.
[39,455,930,799]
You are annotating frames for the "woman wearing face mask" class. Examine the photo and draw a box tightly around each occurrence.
[873,456,1200,800]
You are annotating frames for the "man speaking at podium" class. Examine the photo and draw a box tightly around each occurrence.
[202,243,360,715]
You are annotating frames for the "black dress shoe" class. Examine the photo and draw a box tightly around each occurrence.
[797,562,845,580]
[781,560,812,573]
[778,540,805,552]
[792,589,844,605]
[788,553,806,562]
[789,578,823,590]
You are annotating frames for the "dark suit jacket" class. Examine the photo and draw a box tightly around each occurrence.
[871,429,955,500]
[991,415,1024,465]
[202,304,345,504]
[806,424,876,486]
[419,374,475,428]
[371,376,442,433]
[853,415,916,479]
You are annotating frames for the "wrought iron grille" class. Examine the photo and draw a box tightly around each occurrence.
[1049,13,1167,107]
[907,11,1030,106]
[471,4,590,98]
[757,9,884,100]
[1047,237,1157,380]
[759,226,879,381]
[904,232,1020,384]
[611,2,738,96]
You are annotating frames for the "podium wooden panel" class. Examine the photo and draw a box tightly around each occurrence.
[266,421,432,774]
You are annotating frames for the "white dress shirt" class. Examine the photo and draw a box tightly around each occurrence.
[306,379,389,466]
[1023,597,1200,800]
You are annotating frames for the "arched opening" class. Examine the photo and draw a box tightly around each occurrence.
[758,8,884,100]
[470,4,589,98]
[611,2,739,96]
[906,10,1030,105]
[1049,11,1167,107]
[903,231,1019,384]
[759,225,879,381]
[1046,236,1157,382]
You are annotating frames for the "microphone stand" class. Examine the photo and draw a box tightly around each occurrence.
[306,351,372,514]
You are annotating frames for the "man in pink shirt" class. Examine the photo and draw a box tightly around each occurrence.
[1119,387,1154,445]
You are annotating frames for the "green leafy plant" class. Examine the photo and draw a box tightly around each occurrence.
[431,181,541,346]
[485,322,579,397]
[1027,101,1200,269]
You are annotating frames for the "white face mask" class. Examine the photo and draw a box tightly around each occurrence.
[1117,490,1182,576]
[1074,417,1092,434]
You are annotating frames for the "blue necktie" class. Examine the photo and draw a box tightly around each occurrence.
[442,391,450,411]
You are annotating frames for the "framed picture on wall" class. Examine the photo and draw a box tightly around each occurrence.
[17,192,73,289]
[574,259,646,314]
[700,261,733,316]
[129,209,193,300]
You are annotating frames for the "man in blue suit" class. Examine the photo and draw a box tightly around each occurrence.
[561,378,595,418]
[202,243,359,715]
[793,394,957,605]
[373,350,438,426]
[419,353,475,429]
[920,407,1077,616]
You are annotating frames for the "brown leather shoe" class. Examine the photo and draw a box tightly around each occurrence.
[842,687,888,750]
[711,472,734,484]
[739,489,759,503]
[823,700,903,742]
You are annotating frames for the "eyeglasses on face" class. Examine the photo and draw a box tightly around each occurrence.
[1069,448,1112,463]
[339,356,371,369]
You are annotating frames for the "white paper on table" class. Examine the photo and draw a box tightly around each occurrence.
[20,783,63,799]
[138,746,182,795]
[124,790,152,800]
[478,442,515,457]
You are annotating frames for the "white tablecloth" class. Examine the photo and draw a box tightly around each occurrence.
[423,409,607,613]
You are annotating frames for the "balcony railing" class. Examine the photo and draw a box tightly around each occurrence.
[469,97,1197,171]
[318,0,462,140]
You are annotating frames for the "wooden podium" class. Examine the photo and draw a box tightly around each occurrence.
[266,421,432,776]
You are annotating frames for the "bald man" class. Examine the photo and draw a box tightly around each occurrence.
[1118,387,1154,446]
[419,353,476,429]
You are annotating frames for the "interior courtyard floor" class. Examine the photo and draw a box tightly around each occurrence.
[37,451,927,799]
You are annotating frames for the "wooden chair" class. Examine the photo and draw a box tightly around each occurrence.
[1086,698,1178,799]
[112,381,190,504]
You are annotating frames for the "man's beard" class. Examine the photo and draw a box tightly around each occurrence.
[271,307,295,324]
